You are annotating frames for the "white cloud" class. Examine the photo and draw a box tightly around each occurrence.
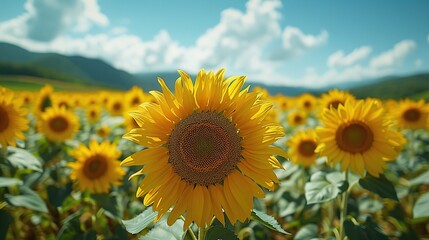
[0,0,108,42]
[370,40,416,69]
[327,46,372,68]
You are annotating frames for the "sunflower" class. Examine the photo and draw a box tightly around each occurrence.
[121,69,286,229]
[316,99,404,177]
[287,110,307,127]
[0,88,29,150]
[68,141,125,193]
[96,125,111,138]
[34,85,53,116]
[319,89,355,110]
[124,108,140,132]
[38,106,79,142]
[107,95,125,116]
[298,93,317,112]
[390,99,429,130]
[287,130,318,167]
[126,86,146,108]
[86,106,101,124]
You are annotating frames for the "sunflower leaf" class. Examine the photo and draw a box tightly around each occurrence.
[139,215,184,240]
[5,147,42,172]
[305,171,348,204]
[122,206,157,235]
[251,209,289,234]
[5,186,48,213]
[344,217,389,240]
[359,174,398,201]
[413,192,429,220]
[0,210,12,240]
[294,224,318,240]
[204,225,238,240]
[0,177,23,188]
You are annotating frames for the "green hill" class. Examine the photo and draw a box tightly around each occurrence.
[348,73,429,100]
[0,42,139,90]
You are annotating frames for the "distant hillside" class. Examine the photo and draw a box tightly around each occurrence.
[348,73,429,100]
[0,42,139,90]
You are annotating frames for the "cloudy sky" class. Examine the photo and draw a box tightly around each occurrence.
[1,0,428,87]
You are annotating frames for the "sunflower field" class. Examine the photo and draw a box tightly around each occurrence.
[1,69,429,240]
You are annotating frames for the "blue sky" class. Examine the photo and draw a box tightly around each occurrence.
[1,0,428,87]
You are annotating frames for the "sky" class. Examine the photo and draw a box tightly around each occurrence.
[0,0,428,88]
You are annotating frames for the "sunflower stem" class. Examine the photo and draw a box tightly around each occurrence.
[180,216,197,240]
[198,226,207,240]
[339,170,349,240]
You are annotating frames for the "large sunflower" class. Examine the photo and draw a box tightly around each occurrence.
[68,141,125,193]
[38,106,79,142]
[316,99,403,177]
[287,130,318,167]
[390,99,429,130]
[0,88,29,150]
[121,69,286,228]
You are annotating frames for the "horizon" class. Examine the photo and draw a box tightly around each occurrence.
[0,0,428,88]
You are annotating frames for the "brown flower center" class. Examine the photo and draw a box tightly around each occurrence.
[113,102,122,111]
[303,101,311,109]
[131,97,140,105]
[298,140,317,157]
[294,115,303,124]
[49,116,69,133]
[336,121,374,153]
[168,112,242,186]
[83,154,108,179]
[403,108,421,122]
[0,106,10,132]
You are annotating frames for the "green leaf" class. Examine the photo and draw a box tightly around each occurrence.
[5,147,42,172]
[413,192,429,220]
[251,209,289,234]
[0,177,23,188]
[205,226,238,240]
[5,186,48,213]
[139,215,184,240]
[122,207,157,234]
[0,210,12,240]
[47,183,72,208]
[92,193,122,218]
[305,171,348,204]
[344,217,389,240]
[294,224,318,240]
[409,169,429,186]
[359,174,398,201]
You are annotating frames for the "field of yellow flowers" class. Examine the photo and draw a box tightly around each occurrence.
[1,69,429,240]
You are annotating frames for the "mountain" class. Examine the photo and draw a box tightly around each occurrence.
[0,42,139,90]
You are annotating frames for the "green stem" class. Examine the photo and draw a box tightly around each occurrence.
[0,201,7,210]
[198,226,207,240]
[180,216,197,240]
[339,170,349,240]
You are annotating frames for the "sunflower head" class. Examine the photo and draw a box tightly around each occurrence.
[96,125,110,138]
[316,99,404,177]
[298,93,316,112]
[287,110,307,127]
[0,87,29,150]
[38,106,80,142]
[319,89,355,111]
[35,85,53,116]
[126,86,145,108]
[121,69,286,229]
[107,95,125,116]
[390,99,429,130]
[86,106,101,124]
[287,130,318,167]
[68,141,125,193]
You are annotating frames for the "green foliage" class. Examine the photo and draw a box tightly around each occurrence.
[122,207,157,235]
[5,147,42,172]
[413,192,429,220]
[0,210,12,240]
[293,224,318,240]
[305,171,348,204]
[344,217,389,240]
[205,225,238,240]
[0,177,23,188]
[251,209,289,235]
[5,186,48,213]
[359,174,399,201]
